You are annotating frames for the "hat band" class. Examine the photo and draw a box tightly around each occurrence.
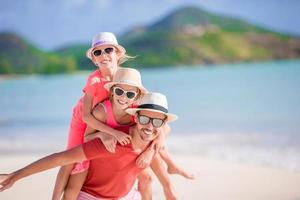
[117,80,141,86]
[93,41,116,47]
[138,104,168,113]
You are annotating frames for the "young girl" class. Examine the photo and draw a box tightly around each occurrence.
[52,32,134,200]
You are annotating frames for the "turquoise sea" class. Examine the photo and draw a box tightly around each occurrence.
[1,60,300,171]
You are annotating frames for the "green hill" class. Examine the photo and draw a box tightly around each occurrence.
[120,6,300,67]
[147,7,267,33]
[1,6,300,74]
[56,44,93,70]
[0,32,77,74]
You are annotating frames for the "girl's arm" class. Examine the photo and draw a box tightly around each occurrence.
[152,123,170,153]
[84,104,118,153]
[82,93,131,145]
[85,131,117,153]
[0,146,86,192]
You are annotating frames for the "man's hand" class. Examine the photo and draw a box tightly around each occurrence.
[0,173,16,192]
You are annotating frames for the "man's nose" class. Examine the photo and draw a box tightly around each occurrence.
[144,121,154,130]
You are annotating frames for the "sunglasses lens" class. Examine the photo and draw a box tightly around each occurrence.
[138,115,150,125]
[114,88,124,96]
[152,118,164,128]
[93,49,102,56]
[126,92,136,99]
[104,47,114,54]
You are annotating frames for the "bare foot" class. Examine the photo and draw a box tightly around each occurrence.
[167,165,195,180]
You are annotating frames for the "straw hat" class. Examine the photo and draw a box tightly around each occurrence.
[86,32,126,60]
[126,92,178,122]
[104,68,147,94]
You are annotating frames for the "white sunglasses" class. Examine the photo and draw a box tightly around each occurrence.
[113,87,138,99]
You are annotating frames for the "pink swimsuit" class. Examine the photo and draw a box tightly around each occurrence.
[101,100,132,133]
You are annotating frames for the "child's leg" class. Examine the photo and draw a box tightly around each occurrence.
[159,148,194,180]
[137,168,152,200]
[150,154,177,200]
[52,164,74,200]
[62,169,88,200]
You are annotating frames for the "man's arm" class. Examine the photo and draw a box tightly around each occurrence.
[0,145,86,192]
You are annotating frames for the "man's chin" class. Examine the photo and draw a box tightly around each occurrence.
[141,136,153,142]
[141,133,157,142]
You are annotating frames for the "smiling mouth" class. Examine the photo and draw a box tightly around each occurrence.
[142,129,153,135]
[117,99,127,105]
[101,60,110,64]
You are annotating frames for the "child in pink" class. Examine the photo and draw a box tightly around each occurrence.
[52,32,132,200]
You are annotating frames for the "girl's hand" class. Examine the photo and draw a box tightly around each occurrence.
[113,131,132,146]
[98,133,117,153]
[136,148,155,168]
[151,130,165,155]
[0,173,15,192]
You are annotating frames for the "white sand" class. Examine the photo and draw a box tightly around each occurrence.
[1,153,300,200]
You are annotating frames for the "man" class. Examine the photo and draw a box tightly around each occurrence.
[0,92,178,200]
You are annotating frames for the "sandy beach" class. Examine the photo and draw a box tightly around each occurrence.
[1,153,300,200]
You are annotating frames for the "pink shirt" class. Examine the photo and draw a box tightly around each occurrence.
[67,70,109,149]
[82,70,109,107]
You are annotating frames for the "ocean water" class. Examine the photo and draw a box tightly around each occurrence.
[1,60,300,171]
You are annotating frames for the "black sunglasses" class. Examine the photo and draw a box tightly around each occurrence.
[137,114,166,128]
[93,47,115,57]
[113,87,138,99]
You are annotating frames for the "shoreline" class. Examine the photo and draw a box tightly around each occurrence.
[1,58,300,80]
[1,131,300,173]
[1,153,300,200]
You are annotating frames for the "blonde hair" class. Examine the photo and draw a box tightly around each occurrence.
[117,52,135,65]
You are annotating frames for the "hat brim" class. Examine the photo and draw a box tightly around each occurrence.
[126,108,178,123]
[104,82,148,95]
[86,43,126,60]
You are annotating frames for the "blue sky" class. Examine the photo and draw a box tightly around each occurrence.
[1,0,299,50]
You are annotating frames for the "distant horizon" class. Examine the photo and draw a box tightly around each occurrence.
[1,0,300,50]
